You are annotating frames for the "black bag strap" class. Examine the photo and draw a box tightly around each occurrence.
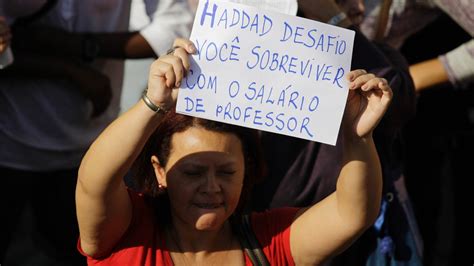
[237,214,270,266]
[12,0,58,27]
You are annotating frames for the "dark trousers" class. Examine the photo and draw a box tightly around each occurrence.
[0,167,86,265]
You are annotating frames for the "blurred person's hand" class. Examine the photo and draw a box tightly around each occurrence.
[68,63,112,118]
[0,16,12,54]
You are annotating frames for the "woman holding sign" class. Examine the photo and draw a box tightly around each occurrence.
[75,38,392,265]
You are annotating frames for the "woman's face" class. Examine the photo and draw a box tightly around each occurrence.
[154,127,245,231]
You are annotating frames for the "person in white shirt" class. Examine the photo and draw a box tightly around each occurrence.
[0,0,192,264]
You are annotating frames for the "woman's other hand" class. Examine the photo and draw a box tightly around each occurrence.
[343,69,393,139]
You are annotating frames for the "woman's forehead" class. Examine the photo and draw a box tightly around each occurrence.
[169,127,244,156]
[162,127,245,170]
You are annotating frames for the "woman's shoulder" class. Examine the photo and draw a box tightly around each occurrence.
[249,207,300,266]
[79,190,171,265]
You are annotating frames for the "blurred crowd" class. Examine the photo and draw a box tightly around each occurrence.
[0,0,471,265]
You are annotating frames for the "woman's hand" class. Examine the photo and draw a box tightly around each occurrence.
[146,38,196,111]
[0,17,11,54]
[343,69,393,139]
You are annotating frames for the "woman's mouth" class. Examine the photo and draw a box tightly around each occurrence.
[193,202,223,209]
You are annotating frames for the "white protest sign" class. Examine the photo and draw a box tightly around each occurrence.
[176,0,355,145]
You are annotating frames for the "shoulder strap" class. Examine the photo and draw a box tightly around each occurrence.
[12,0,58,27]
[237,214,270,266]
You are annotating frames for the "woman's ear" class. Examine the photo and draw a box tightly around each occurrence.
[151,155,167,188]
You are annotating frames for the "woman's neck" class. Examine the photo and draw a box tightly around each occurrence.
[168,218,233,253]
[166,218,244,265]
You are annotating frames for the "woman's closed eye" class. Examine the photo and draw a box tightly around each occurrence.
[217,169,237,177]
[182,169,236,177]
[181,166,206,177]
[183,170,203,177]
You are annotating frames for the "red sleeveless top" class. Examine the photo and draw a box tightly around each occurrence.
[78,191,298,265]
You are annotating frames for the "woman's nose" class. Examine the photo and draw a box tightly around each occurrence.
[202,173,221,193]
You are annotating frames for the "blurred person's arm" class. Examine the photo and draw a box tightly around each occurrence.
[12,26,156,59]
[11,0,193,60]
[438,39,474,90]
[423,0,474,90]
[410,39,474,92]
[409,58,449,92]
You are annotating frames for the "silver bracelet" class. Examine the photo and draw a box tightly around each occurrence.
[141,90,168,114]
[327,12,347,26]
[166,46,180,55]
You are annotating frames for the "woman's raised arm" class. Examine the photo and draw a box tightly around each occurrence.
[290,70,392,265]
[75,39,195,258]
